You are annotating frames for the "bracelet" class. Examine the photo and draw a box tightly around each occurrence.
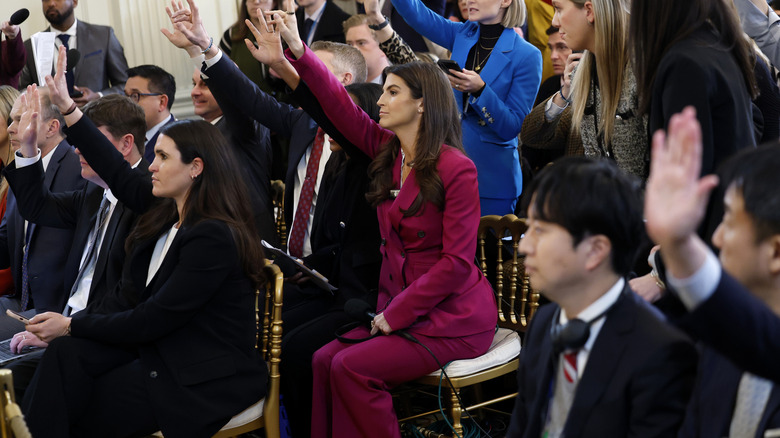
[62,101,78,116]
[369,16,389,30]
[559,87,573,104]
[201,36,214,54]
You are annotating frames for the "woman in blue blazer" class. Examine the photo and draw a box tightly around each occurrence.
[19,49,267,438]
[392,0,542,215]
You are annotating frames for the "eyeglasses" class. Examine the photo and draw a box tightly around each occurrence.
[126,92,162,103]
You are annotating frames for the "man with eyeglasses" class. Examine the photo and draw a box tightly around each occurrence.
[124,65,176,164]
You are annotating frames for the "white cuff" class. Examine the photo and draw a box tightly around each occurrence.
[14,149,42,168]
[544,95,566,122]
[667,249,722,311]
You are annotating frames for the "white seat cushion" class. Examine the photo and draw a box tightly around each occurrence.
[221,398,265,429]
[427,328,521,378]
[151,398,265,436]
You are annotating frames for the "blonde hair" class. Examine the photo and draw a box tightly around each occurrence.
[568,0,629,147]
[0,86,21,199]
[342,14,377,41]
[501,0,527,28]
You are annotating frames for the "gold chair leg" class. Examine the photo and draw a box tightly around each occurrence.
[449,388,463,437]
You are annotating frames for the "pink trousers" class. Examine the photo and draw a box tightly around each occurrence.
[311,326,493,438]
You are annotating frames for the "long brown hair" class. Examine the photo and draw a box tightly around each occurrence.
[629,0,757,114]
[366,62,464,216]
[127,120,265,286]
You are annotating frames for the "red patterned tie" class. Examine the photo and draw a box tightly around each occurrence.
[288,128,325,258]
[563,351,578,383]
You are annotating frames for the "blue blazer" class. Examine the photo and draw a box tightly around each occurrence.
[391,0,542,202]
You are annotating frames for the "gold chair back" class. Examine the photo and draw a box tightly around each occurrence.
[270,180,287,250]
[477,214,539,332]
[213,262,284,438]
[0,370,31,438]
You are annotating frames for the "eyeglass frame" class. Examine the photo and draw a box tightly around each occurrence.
[126,91,163,103]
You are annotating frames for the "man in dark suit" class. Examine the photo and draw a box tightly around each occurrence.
[124,65,176,163]
[3,94,148,400]
[0,88,85,338]
[188,67,276,245]
[19,0,129,104]
[297,0,351,46]
[175,30,366,255]
[506,157,696,438]
[645,108,780,435]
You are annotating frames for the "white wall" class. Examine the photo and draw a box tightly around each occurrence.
[3,0,241,118]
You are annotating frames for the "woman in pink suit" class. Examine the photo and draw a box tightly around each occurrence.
[252,6,498,438]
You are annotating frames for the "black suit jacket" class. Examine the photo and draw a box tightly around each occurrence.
[296,1,351,45]
[506,286,697,438]
[203,55,332,238]
[0,142,85,312]
[679,346,780,438]
[674,271,780,383]
[71,219,267,436]
[51,114,267,436]
[143,114,176,164]
[19,20,129,95]
[4,158,149,313]
[211,103,276,246]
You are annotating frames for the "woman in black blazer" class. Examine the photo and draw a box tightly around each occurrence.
[19,49,267,438]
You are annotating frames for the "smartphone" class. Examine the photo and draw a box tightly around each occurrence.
[69,90,84,98]
[5,309,30,324]
[437,59,462,75]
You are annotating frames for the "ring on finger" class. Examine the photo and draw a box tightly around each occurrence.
[286,11,295,14]
[21,334,26,341]
[455,84,460,89]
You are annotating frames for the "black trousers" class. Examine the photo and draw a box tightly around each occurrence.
[281,285,354,438]
[23,337,159,438]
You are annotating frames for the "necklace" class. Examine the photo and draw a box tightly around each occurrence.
[473,47,493,72]
[472,36,498,72]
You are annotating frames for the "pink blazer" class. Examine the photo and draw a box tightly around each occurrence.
[288,46,496,339]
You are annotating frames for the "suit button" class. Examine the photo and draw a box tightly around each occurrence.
[150,371,158,379]
[417,231,425,238]
[389,274,393,280]
[381,239,386,246]
[339,221,346,228]
[401,252,405,258]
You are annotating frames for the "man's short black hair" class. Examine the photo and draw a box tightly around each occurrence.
[546,26,560,36]
[523,157,644,276]
[718,143,780,243]
[126,65,176,110]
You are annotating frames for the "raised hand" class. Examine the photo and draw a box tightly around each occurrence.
[18,86,40,158]
[161,0,199,52]
[44,45,76,114]
[644,106,719,248]
[169,0,212,53]
[244,8,285,67]
[267,0,305,58]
